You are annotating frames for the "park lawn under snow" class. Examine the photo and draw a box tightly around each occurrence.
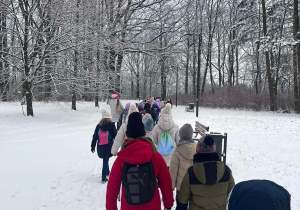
[0,101,299,210]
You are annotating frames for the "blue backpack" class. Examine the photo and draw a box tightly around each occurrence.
[157,131,174,155]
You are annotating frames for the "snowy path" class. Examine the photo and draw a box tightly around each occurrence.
[0,101,299,209]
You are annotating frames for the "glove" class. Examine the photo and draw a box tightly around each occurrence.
[91,147,95,153]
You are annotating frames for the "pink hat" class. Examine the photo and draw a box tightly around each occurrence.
[111,90,119,99]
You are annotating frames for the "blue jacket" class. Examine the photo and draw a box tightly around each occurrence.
[151,104,160,121]
[91,123,117,159]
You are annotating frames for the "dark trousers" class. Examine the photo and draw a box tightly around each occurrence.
[102,158,109,179]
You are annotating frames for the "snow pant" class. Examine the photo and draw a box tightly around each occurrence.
[102,158,109,179]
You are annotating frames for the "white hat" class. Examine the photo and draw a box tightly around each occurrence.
[126,103,139,123]
[142,113,152,123]
[161,103,172,115]
[142,113,154,131]
[100,107,112,119]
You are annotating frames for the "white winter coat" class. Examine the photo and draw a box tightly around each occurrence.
[111,122,127,155]
[110,99,124,122]
[152,114,180,166]
[145,130,153,139]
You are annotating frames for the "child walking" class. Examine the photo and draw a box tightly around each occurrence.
[91,107,117,183]
[106,112,174,210]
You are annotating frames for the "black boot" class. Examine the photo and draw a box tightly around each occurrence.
[101,177,108,183]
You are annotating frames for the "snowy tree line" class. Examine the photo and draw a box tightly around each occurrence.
[0,0,300,116]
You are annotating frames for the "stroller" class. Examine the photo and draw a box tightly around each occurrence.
[185,103,194,112]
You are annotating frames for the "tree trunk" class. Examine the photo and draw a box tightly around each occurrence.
[192,35,196,97]
[108,47,116,92]
[95,49,100,107]
[0,2,9,101]
[19,0,33,116]
[262,0,277,111]
[228,30,234,87]
[255,40,261,95]
[294,0,300,113]
[201,34,212,96]
[23,80,33,116]
[217,32,222,87]
[136,53,140,99]
[72,0,80,110]
[209,44,214,94]
[72,49,78,110]
[44,59,52,102]
[235,45,239,85]
[185,37,190,95]
[160,25,166,99]
[115,51,123,93]
[131,70,134,99]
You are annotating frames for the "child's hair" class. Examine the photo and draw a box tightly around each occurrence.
[99,118,112,126]
[121,137,157,154]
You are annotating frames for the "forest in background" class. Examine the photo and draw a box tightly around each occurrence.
[0,0,300,116]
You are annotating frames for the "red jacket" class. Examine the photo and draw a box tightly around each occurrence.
[106,140,174,210]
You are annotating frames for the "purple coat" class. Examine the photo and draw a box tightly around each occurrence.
[156,99,161,108]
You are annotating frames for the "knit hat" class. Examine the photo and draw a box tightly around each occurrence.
[126,103,139,123]
[142,113,154,131]
[161,103,172,115]
[126,112,146,138]
[125,102,130,110]
[179,124,194,142]
[137,102,145,109]
[196,135,216,153]
[111,90,119,99]
[144,103,151,111]
[228,180,291,210]
[100,107,112,119]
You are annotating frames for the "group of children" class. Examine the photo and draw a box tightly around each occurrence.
[91,91,291,210]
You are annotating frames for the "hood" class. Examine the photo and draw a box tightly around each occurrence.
[192,153,224,184]
[100,123,114,131]
[157,114,175,131]
[138,107,145,112]
[177,141,197,160]
[228,180,291,210]
[152,103,159,109]
[117,140,153,165]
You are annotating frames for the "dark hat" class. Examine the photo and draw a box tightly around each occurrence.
[126,112,146,139]
[196,135,216,153]
[228,180,291,210]
[144,103,151,110]
[179,124,193,142]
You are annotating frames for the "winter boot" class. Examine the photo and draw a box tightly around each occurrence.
[101,177,108,184]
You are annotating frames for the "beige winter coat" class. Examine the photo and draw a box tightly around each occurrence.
[152,114,180,166]
[111,123,127,155]
[109,99,124,122]
[169,141,197,190]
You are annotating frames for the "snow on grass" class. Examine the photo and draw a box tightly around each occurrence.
[0,101,299,209]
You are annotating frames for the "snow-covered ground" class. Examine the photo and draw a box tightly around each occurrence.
[0,101,299,210]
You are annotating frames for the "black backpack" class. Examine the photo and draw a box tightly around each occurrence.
[122,160,156,205]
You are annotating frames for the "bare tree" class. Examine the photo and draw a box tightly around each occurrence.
[294,0,300,113]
